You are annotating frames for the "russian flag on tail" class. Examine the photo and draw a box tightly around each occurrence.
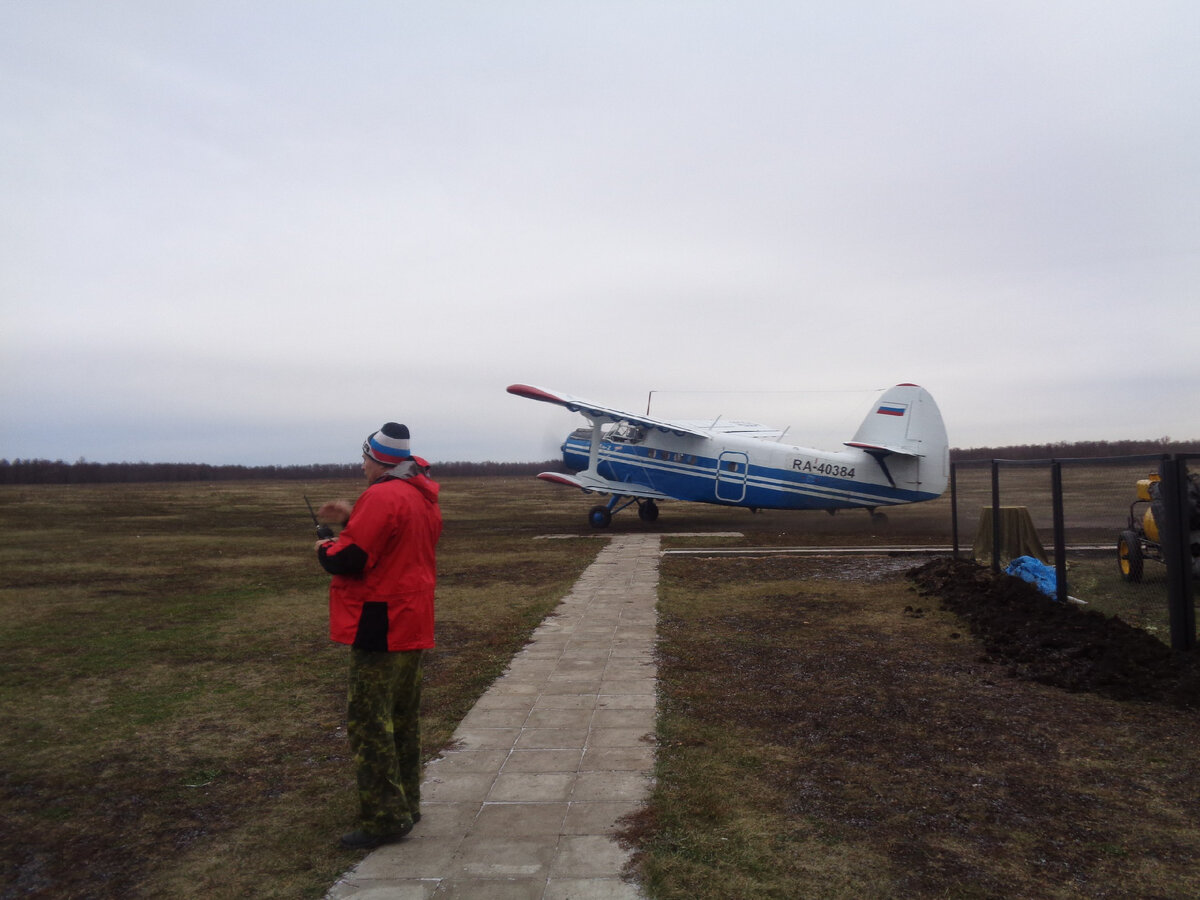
[876,404,907,417]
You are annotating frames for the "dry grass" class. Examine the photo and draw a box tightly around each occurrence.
[631,547,1200,898]
[0,477,599,899]
[628,554,1200,897]
[2,471,1193,898]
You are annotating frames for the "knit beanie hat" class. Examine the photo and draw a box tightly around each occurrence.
[363,423,412,465]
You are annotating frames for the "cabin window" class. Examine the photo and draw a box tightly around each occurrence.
[645,448,696,465]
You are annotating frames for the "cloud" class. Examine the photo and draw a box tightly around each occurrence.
[2,2,1198,464]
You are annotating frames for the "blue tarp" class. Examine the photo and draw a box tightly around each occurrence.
[1005,555,1059,600]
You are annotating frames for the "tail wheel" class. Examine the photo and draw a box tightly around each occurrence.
[588,505,612,529]
[1117,530,1143,583]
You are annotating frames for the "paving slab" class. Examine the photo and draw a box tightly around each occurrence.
[326,534,661,899]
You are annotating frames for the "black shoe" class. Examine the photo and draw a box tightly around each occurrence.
[339,820,414,850]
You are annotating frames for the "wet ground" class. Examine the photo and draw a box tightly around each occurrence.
[908,558,1200,708]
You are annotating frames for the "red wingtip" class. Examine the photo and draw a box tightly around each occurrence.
[507,384,560,404]
[536,472,577,486]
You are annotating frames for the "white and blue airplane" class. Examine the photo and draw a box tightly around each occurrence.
[507,382,949,528]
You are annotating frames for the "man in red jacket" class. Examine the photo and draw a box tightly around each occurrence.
[315,422,442,850]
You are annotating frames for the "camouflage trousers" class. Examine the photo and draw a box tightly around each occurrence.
[347,648,423,836]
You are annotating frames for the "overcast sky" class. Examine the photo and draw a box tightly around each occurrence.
[2,1,1197,465]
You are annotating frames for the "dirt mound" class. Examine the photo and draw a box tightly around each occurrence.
[908,558,1200,708]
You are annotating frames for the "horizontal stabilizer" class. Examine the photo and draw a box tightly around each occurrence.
[844,440,921,457]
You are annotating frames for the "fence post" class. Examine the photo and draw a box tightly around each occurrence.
[1160,455,1196,652]
[1051,461,1068,602]
[990,461,1001,574]
[951,464,960,559]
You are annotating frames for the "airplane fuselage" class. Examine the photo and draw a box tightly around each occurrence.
[561,426,943,511]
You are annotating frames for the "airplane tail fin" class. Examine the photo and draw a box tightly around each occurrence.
[845,384,949,495]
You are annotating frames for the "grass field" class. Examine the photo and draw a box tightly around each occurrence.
[0,474,1193,898]
[0,478,600,898]
[634,552,1200,899]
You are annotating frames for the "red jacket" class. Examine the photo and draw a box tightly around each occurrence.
[318,473,442,651]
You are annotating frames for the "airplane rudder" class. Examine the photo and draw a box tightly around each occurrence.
[910,387,950,492]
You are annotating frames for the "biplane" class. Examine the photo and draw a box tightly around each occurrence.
[507,382,949,528]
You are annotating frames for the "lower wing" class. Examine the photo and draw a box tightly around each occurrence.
[536,471,672,500]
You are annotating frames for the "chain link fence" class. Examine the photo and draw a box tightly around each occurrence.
[949,454,1198,650]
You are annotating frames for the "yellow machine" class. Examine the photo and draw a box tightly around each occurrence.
[1138,476,1161,542]
[1119,475,1163,582]
[1118,471,1200,582]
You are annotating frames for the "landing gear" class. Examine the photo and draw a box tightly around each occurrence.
[586,496,657,528]
[869,508,889,526]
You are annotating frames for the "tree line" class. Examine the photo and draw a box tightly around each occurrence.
[950,437,1198,463]
[0,459,565,485]
[2,439,1196,484]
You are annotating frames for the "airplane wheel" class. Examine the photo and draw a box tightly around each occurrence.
[871,511,889,526]
[1117,530,1143,583]
[588,506,612,529]
[638,500,659,523]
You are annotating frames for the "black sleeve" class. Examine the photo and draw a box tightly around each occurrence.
[317,541,368,575]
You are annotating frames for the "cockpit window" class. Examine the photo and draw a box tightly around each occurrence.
[609,422,645,443]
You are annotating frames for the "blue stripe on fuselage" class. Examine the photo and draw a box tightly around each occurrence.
[559,436,935,509]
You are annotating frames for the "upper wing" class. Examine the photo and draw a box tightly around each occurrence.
[684,420,786,440]
[507,383,709,438]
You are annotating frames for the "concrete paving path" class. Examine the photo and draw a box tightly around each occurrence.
[326,533,662,900]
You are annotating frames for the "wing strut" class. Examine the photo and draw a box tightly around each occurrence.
[586,419,602,475]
